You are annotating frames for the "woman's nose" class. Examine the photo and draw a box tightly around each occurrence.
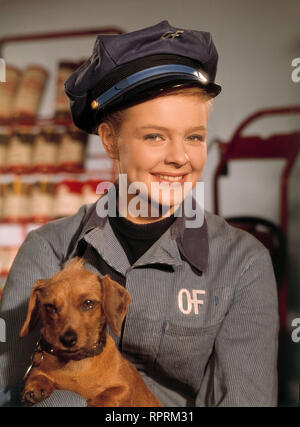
[164,140,189,167]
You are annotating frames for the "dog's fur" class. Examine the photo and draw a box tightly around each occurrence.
[20,257,161,407]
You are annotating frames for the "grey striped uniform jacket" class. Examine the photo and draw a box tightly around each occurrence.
[0,193,279,407]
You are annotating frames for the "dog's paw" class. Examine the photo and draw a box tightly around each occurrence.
[22,375,54,405]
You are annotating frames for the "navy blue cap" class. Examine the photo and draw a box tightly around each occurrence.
[65,21,222,134]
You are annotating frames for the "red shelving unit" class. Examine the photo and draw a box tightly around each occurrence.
[213,106,300,330]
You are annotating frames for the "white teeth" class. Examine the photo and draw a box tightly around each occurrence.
[156,174,183,181]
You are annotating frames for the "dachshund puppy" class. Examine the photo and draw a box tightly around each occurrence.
[20,257,161,407]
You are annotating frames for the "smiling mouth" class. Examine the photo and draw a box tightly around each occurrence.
[151,173,188,183]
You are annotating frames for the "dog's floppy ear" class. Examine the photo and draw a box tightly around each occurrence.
[100,275,131,337]
[19,279,47,338]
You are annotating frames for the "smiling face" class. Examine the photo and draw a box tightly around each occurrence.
[98,88,211,223]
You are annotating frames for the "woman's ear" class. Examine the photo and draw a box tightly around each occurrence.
[98,122,119,160]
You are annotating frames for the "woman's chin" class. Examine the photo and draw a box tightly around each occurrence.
[147,198,182,218]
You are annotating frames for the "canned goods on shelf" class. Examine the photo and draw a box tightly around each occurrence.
[0,183,3,220]
[81,179,103,205]
[0,246,19,276]
[29,180,54,223]
[57,126,88,172]
[53,180,83,218]
[55,61,79,119]
[0,128,11,173]
[32,127,61,173]
[6,126,36,174]
[0,65,22,120]
[11,65,48,118]
[2,179,30,223]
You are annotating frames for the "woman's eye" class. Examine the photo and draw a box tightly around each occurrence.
[143,134,164,142]
[44,304,58,315]
[81,300,97,311]
[187,134,205,142]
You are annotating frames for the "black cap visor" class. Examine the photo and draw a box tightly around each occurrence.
[94,62,220,102]
[91,68,221,133]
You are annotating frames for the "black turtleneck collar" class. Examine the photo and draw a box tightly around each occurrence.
[109,212,176,265]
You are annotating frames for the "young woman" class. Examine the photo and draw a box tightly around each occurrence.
[0,21,279,407]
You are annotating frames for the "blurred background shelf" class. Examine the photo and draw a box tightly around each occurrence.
[0,26,124,292]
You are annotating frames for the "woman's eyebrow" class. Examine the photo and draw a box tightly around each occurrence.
[137,125,207,131]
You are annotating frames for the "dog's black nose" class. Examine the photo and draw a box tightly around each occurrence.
[60,329,77,348]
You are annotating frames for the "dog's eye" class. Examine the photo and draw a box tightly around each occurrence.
[45,304,57,315]
[81,300,97,311]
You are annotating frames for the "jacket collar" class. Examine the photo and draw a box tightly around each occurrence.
[73,185,209,274]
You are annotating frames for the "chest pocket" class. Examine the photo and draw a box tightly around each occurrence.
[153,286,231,393]
[153,322,220,394]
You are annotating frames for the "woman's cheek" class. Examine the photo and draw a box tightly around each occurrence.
[135,147,160,170]
[188,146,207,172]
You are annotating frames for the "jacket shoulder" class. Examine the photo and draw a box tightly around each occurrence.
[31,203,93,259]
[204,210,269,270]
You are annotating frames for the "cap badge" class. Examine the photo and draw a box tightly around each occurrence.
[160,30,184,40]
[91,100,99,110]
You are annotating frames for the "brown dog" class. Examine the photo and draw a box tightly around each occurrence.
[19,257,161,407]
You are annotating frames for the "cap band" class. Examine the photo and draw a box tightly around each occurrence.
[91,64,208,110]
